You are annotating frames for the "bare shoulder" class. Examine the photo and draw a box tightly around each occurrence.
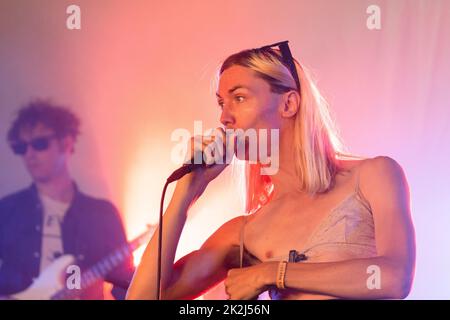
[338,155,402,172]
[337,155,408,198]
[351,156,411,216]
[338,155,405,179]
[358,156,407,187]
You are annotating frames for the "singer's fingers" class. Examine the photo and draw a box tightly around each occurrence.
[201,139,223,166]
[208,132,225,161]
[216,127,227,138]
[186,132,230,165]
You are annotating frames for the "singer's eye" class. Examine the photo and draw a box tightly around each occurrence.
[235,96,245,103]
[217,100,224,109]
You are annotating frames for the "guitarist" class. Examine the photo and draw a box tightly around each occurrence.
[0,100,135,299]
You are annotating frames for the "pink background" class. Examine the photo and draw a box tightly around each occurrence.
[0,0,449,298]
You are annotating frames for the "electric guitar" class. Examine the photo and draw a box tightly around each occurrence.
[5,226,155,300]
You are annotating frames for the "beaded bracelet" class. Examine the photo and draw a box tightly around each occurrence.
[276,261,288,289]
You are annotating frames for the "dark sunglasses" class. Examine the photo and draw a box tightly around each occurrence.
[258,40,301,92]
[10,135,57,155]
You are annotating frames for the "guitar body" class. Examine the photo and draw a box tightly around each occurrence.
[4,226,154,300]
[10,255,75,300]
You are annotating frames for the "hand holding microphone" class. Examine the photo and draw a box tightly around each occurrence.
[170,127,235,203]
[154,128,234,300]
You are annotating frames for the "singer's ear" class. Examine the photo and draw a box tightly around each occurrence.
[280,90,300,118]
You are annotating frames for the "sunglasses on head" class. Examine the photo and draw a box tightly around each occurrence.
[258,40,301,92]
[10,135,57,155]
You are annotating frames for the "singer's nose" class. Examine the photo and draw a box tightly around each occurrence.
[220,109,235,128]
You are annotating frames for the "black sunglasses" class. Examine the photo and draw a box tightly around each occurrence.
[10,135,57,155]
[258,40,301,92]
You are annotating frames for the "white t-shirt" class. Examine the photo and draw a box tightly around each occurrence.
[38,193,70,273]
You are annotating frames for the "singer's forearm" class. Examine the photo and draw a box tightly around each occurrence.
[126,188,191,300]
[264,256,413,299]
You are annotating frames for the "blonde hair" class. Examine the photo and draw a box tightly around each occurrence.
[219,46,359,213]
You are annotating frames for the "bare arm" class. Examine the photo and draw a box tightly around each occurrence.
[125,181,192,300]
[126,130,236,300]
[127,191,242,300]
[161,216,243,299]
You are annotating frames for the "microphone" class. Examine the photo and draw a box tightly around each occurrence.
[166,145,211,183]
[166,162,205,183]
[166,129,234,183]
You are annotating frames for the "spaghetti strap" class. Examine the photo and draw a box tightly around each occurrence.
[239,215,247,268]
[354,164,362,194]
[353,163,372,213]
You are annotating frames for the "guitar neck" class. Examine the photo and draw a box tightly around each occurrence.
[52,229,152,300]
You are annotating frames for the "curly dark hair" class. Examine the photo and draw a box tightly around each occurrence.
[7,99,81,143]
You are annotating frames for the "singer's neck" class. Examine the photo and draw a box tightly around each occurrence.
[266,128,310,202]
